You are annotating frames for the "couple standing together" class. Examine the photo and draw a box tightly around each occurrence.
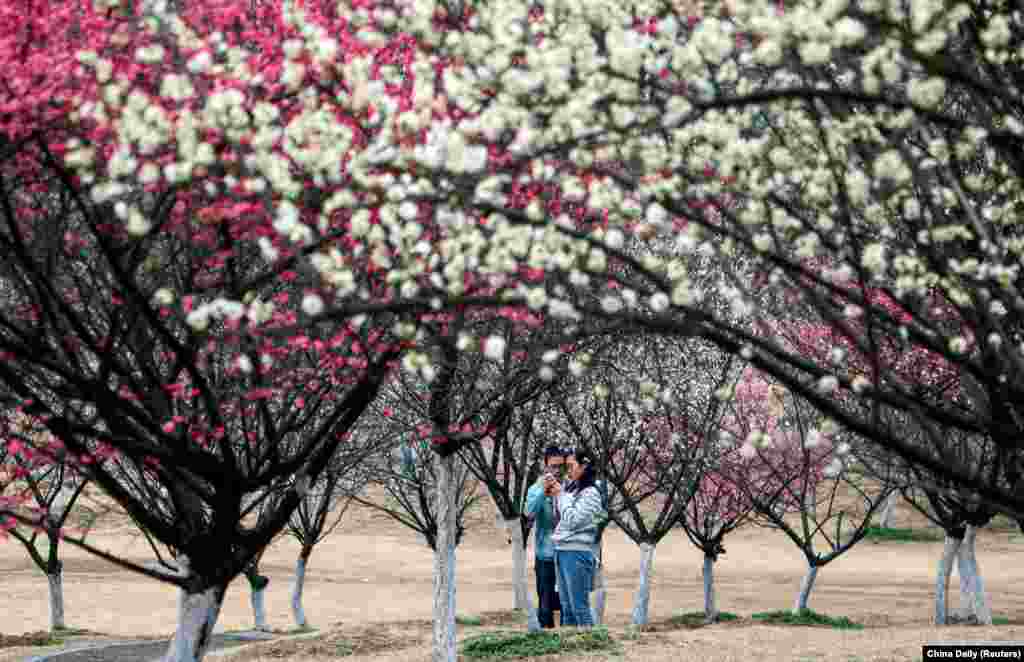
[525,446,606,629]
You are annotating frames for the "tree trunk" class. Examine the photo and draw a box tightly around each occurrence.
[432,453,458,662]
[630,543,656,626]
[162,579,227,662]
[291,552,311,629]
[793,564,818,612]
[245,566,270,632]
[507,518,529,611]
[878,491,898,528]
[935,534,963,625]
[592,559,607,626]
[505,519,540,631]
[48,570,66,631]
[251,585,269,632]
[703,554,718,623]
[956,525,992,625]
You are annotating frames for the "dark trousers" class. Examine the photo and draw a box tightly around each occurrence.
[535,558,562,628]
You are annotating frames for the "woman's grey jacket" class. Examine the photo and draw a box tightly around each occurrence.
[551,484,604,553]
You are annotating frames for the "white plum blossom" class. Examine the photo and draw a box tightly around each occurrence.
[483,335,506,362]
[151,288,175,306]
[126,209,152,237]
[816,375,839,394]
[649,292,669,313]
[907,77,947,109]
[301,294,325,317]
[601,295,623,314]
[949,336,969,354]
[235,355,253,373]
[823,458,844,478]
[185,308,210,332]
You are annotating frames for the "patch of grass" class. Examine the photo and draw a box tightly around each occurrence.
[751,608,863,630]
[863,526,942,543]
[620,625,641,641]
[457,614,484,626]
[666,611,741,627]
[461,626,619,659]
[332,640,355,656]
[0,631,66,648]
[51,627,97,636]
[990,514,1019,530]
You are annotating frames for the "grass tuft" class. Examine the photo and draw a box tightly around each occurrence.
[456,615,484,626]
[0,631,65,648]
[667,611,741,627]
[621,625,642,641]
[863,526,942,542]
[751,608,863,630]
[461,626,618,659]
[990,515,1019,530]
[50,626,93,635]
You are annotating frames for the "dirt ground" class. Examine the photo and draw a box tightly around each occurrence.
[3,495,1024,661]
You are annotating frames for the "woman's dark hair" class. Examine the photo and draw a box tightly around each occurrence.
[566,449,597,493]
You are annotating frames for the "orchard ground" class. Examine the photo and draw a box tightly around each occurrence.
[3,490,1024,662]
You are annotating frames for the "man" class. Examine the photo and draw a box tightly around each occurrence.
[525,445,567,628]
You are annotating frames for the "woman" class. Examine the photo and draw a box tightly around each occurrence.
[548,448,604,628]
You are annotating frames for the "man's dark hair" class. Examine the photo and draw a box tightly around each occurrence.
[543,445,567,461]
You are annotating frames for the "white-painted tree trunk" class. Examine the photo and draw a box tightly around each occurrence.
[794,564,819,612]
[630,543,656,626]
[48,571,65,631]
[162,584,227,662]
[956,526,992,625]
[505,519,540,631]
[592,560,607,626]
[291,556,309,629]
[702,554,718,623]
[935,534,963,625]
[878,491,899,528]
[251,586,269,632]
[508,518,529,611]
[432,453,458,662]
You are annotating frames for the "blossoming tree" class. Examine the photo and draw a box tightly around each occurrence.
[723,368,895,612]
[284,441,373,630]
[763,284,1004,624]
[0,4,406,652]
[354,321,515,657]
[0,414,99,632]
[898,435,997,625]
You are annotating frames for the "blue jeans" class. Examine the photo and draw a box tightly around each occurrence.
[555,550,595,627]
